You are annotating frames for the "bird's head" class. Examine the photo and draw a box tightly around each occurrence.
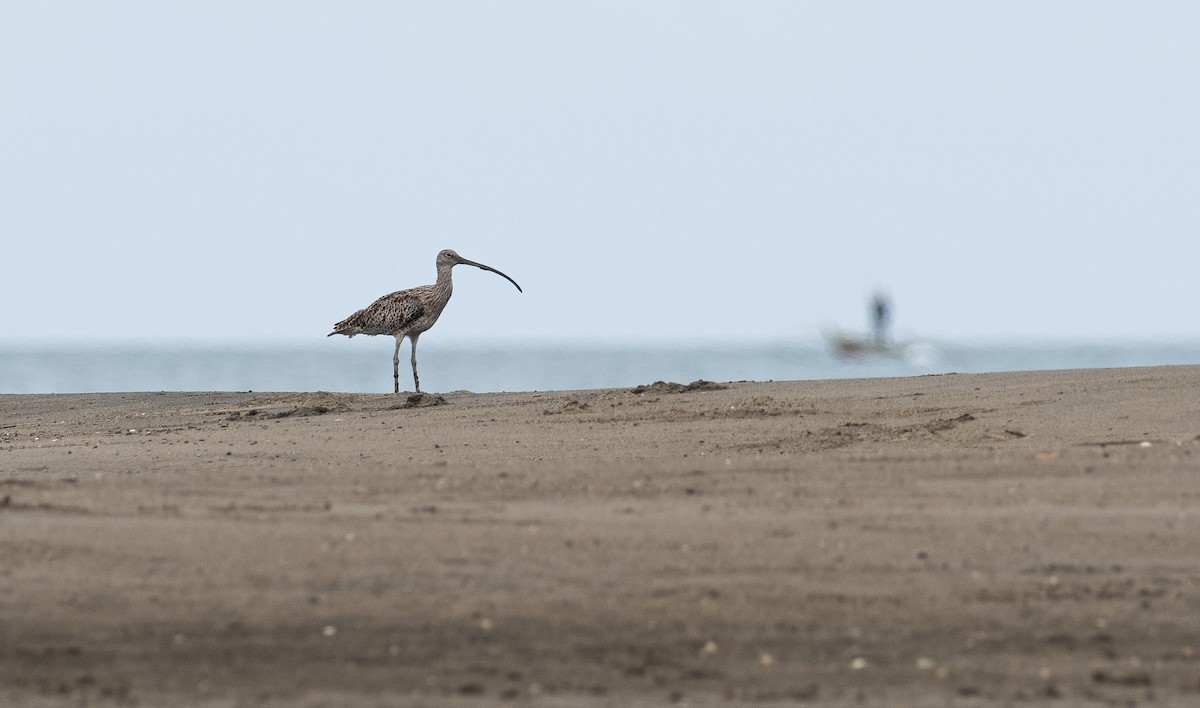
[437,249,522,292]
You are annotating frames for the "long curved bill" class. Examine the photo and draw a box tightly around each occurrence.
[460,257,523,292]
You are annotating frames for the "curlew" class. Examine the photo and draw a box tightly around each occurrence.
[328,249,522,393]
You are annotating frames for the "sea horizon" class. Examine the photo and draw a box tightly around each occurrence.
[3,336,1199,395]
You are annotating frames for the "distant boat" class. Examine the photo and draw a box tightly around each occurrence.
[825,330,893,358]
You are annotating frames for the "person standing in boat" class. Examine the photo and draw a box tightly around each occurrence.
[871,291,891,346]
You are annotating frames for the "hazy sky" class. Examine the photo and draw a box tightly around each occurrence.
[3,3,1198,346]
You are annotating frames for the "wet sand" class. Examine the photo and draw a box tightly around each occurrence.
[2,366,1200,706]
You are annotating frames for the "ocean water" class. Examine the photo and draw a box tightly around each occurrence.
[2,339,1198,395]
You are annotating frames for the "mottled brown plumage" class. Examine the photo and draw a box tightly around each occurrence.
[328,249,522,393]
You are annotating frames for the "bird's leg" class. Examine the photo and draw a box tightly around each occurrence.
[392,337,402,394]
[410,334,421,393]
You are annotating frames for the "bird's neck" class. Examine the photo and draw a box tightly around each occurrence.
[433,263,455,297]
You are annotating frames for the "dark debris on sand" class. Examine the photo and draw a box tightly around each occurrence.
[224,392,353,421]
[631,380,728,395]
[393,393,448,409]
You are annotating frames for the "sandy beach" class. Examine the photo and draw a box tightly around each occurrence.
[2,366,1199,706]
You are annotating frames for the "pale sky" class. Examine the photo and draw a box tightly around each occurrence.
[3,2,1198,346]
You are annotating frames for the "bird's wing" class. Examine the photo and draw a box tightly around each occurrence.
[331,290,426,336]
